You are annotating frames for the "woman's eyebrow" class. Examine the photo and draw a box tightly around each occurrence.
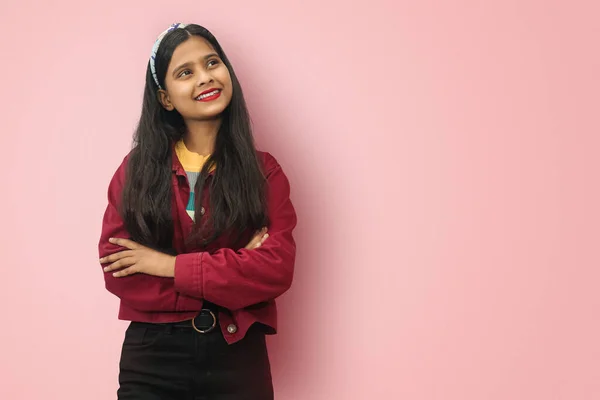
[172,61,193,75]
[172,53,220,75]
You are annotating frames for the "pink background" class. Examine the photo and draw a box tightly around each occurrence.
[1,1,599,399]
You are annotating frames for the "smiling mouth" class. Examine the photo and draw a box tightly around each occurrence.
[195,89,222,101]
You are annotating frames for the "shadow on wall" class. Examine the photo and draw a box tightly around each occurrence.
[222,25,343,394]
[241,64,329,395]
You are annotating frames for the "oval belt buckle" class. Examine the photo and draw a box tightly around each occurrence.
[191,309,217,333]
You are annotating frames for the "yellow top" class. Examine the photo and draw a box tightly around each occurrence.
[174,139,215,173]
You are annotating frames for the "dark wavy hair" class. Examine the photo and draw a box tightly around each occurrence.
[121,24,268,252]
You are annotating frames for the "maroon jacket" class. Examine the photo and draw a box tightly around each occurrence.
[98,149,297,344]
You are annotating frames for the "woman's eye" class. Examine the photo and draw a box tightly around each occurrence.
[179,70,192,78]
[207,59,220,67]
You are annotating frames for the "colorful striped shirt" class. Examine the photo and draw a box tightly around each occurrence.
[174,139,214,221]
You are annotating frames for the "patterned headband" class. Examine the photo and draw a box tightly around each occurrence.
[150,23,188,89]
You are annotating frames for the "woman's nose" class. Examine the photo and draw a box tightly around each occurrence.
[196,70,214,87]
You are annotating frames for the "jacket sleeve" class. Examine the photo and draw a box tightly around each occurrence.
[98,155,176,312]
[173,153,297,311]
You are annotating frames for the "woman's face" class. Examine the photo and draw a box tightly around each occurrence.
[159,35,233,122]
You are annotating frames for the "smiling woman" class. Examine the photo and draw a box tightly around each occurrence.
[158,37,234,123]
[97,23,297,400]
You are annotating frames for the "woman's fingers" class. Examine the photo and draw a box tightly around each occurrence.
[112,266,139,278]
[99,250,135,264]
[245,227,269,249]
[254,232,269,249]
[103,257,136,272]
[245,234,258,249]
[109,237,142,250]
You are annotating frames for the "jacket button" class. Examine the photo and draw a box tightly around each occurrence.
[200,207,205,215]
[227,324,238,334]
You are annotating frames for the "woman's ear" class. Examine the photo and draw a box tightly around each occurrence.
[158,89,175,111]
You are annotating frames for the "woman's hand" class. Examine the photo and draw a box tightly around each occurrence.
[245,227,269,249]
[101,228,268,278]
[100,238,176,278]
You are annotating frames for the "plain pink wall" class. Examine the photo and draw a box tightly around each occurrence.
[1,0,599,399]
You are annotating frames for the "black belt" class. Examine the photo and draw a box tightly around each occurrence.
[133,308,219,334]
[177,308,218,333]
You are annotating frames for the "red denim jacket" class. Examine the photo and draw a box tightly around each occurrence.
[98,149,297,344]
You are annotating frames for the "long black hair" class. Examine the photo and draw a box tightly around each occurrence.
[121,24,268,252]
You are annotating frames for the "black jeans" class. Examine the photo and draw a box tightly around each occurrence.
[117,321,273,400]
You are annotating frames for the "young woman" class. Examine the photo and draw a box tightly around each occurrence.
[98,23,297,399]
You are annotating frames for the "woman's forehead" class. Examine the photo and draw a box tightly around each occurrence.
[170,36,216,66]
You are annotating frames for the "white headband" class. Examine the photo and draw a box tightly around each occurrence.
[150,23,188,89]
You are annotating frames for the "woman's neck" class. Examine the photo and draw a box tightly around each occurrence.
[183,118,222,156]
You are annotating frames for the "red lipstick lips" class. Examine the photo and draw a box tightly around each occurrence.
[195,89,222,102]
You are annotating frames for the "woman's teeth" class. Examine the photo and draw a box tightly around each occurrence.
[196,90,220,100]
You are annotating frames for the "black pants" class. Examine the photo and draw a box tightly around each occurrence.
[117,321,273,400]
